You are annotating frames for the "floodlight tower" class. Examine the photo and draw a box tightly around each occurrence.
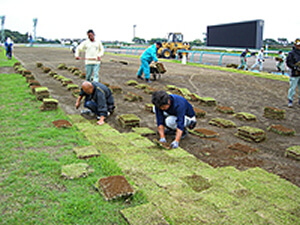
[0,16,5,44]
[133,24,136,40]
[30,18,38,46]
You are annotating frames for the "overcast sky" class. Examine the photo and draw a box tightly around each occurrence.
[1,0,299,43]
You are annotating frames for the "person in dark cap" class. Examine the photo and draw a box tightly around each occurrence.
[286,38,300,107]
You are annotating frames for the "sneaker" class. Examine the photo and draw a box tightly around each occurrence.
[145,78,151,83]
[137,76,144,80]
[288,99,293,108]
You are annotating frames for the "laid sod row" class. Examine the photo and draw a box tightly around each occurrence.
[70,115,300,224]
[0,73,147,225]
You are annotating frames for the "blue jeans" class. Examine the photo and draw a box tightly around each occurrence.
[288,76,300,102]
[251,60,263,71]
[137,58,150,79]
[237,57,247,70]
[85,64,100,82]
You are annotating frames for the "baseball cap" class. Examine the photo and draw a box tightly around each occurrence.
[294,38,300,46]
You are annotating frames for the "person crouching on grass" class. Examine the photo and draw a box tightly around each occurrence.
[75,81,115,125]
[152,90,197,149]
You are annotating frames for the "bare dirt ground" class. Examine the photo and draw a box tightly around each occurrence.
[11,46,300,187]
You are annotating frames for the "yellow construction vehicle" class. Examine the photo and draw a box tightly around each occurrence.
[157,32,190,59]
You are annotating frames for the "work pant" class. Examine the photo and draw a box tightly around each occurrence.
[288,76,300,102]
[251,60,263,71]
[84,97,115,117]
[6,46,12,59]
[164,114,196,130]
[237,57,247,70]
[277,62,285,72]
[137,58,151,79]
[85,64,100,82]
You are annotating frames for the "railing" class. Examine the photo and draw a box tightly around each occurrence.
[105,47,146,56]
[176,50,240,66]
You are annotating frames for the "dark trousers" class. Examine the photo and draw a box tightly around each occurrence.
[84,98,115,116]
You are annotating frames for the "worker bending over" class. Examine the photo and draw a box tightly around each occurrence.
[137,42,162,83]
[152,90,197,149]
[76,81,115,125]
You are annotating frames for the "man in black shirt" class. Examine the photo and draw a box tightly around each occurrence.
[76,81,115,125]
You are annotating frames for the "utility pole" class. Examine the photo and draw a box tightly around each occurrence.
[0,16,5,43]
[133,24,136,40]
[31,18,38,46]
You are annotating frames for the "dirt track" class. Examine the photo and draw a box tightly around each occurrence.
[12,46,300,187]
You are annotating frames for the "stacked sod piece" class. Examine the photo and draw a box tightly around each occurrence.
[124,91,143,102]
[267,124,295,136]
[199,97,217,106]
[263,106,285,120]
[235,126,266,143]
[235,112,257,121]
[144,103,154,113]
[193,107,206,118]
[216,105,235,114]
[209,117,236,128]
[285,146,300,160]
[35,87,50,101]
[117,114,140,128]
[39,98,58,111]
[110,85,123,94]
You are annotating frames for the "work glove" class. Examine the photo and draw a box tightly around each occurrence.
[159,137,167,143]
[170,140,179,149]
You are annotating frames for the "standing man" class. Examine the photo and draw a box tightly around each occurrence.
[286,38,300,107]
[276,50,286,75]
[75,81,115,125]
[152,90,197,149]
[137,42,162,83]
[4,37,13,59]
[251,48,265,72]
[237,48,250,70]
[75,29,104,82]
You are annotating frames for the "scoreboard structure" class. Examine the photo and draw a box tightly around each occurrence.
[207,20,264,49]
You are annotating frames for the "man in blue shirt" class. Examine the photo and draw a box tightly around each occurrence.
[137,42,162,83]
[152,90,197,149]
[4,37,13,59]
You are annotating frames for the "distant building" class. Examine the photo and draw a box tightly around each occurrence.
[207,20,264,49]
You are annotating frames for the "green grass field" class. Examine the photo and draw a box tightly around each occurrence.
[0,51,147,224]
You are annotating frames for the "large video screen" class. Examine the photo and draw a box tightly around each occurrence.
[207,20,264,49]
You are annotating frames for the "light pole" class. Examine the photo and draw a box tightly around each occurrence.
[133,24,136,40]
[31,18,38,46]
[0,16,5,43]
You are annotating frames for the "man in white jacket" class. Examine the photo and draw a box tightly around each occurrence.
[75,29,104,82]
[250,48,265,72]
